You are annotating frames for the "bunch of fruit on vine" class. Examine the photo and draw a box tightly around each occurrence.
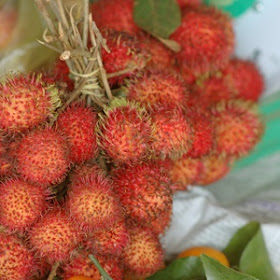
[0,0,265,279]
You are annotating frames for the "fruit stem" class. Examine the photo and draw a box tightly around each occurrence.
[88,254,113,280]
[47,261,60,280]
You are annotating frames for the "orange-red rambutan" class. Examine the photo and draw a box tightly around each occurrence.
[150,107,193,159]
[101,30,148,85]
[0,179,48,232]
[16,128,70,187]
[212,100,264,158]
[125,69,188,110]
[51,59,74,90]
[57,104,98,164]
[171,5,234,77]
[0,233,35,280]
[224,58,265,102]
[122,228,164,278]
[177,0,201,8]
[66,173,122,232]
[28,208,82,263]
[113,163,173,225]
[0,75,61,133]
[97,98,152,164]
[91,0,140,35]
[61,252,123,280]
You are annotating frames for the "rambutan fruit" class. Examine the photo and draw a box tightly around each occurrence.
[0,179,48,232]
[150,107,193,159]
[113,163,173,225]
[0,233,35,280]
[195,154,231,185]
[102,30,148,85]
[139,35,174,69]
[97,98,152,164]
[66,173,122,232]
[177,0,201,8]
[0,6,17,48]
[212,100,264,158]
[0,156,13,177]
[186,109,214,157]
[85,219,129,256]
[91,0,140,35]
[171,5,234,76]
[16,128,70,186]
[122,227,164,278]
[125,69,188,110]
[61,252,123,280]
[28,208,82,263]
[147,208,172,236]
[0,74,61,133]
[70,163,107,185]
[57,104,98,164]
[168,155,203,191]
[52,59,75,90]
[224,58,265,102]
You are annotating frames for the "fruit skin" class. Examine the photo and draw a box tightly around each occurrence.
[66,173,123,232]
[195,154,231,185]
[0,74,61,133]
[57,104,98,164]
[177,246,230,267]
[0,179,48,232]
[16,128,70,187]
[186,109,214,158]
[52,59,75,90]
[28,208,82,263]
[150,107,193,159]
[102,30,148,85]
[125,69,188,110]
[97,98,152,165]
[62,252,123,280]
[171,5,234,77]
[224,58,264,102]
[113,163,173,225]
[212,100,264,158]
[122,227,164,278]
[84,219,130,256]
[91,0,140,35]
[177,0,201,8]
[0,233,35,280]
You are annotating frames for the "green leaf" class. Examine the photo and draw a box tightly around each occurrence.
[201,255,259,280]
[239,229,278,280]
[223,222,260,267]
[133,0,181,39]
[147,257,205,280]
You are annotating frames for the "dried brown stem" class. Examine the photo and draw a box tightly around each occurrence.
[47,262,60,280]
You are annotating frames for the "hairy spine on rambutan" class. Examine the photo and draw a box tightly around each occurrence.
[66,173,123,232]
[15,127,70,187]
[96,98,152,165]
[57,103,99,164]
[0,74,61,133]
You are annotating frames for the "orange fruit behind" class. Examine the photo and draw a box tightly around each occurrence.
[67,276,93,280]
[177,246,230,267]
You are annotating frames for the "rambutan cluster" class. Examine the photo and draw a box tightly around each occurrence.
[0,1,265,279]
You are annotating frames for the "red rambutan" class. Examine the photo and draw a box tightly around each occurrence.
[113,163,173,225]
[212,100,264,158]
[150,107,193,159]
[147,208,172,236]
[224,58,265,102]
[28,208,82,263]
[122,228,164,278]
[16,128,70,186]
[102,30,148,85]
[0,233,35,280]
[66,173,122,232]
[61,252,123,280]
[0,75,61,133]
[91,0,140,35]
[97,98,152,164]
[52,59,75,90]
[85,219,129,256]
[177,0,201,8]
[195,153,231,185]
[125,69,188,110]
[57,104,98,164]
[171,5,234,76]
[0,179,48,232]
